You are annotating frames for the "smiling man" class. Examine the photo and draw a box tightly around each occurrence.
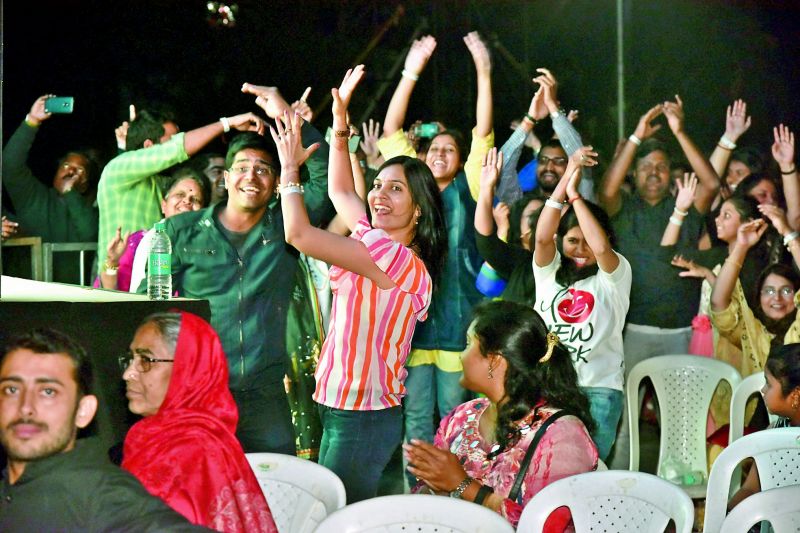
[137,123,332,454]
[0,329,203,531]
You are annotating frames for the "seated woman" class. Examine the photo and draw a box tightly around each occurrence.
[728,343,800,511]
[120,311,276,532]
[404,300,598,530]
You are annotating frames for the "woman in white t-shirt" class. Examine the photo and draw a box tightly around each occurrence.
[533,146,632,460]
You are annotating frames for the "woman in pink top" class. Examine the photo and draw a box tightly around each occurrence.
[270,65,446,502]
[404,300,598,530]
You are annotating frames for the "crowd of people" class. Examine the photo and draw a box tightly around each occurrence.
[2,29,799,532]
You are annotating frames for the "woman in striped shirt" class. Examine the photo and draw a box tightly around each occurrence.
[270,65,447,502]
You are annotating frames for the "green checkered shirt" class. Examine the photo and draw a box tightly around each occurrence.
[97,133,188,258]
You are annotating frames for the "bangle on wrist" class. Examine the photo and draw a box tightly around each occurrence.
[628,134,642,146]
[278,182,304,197]
[219,117,231,133]
[780,166,796,175]
[103,260,119,275]
[401,69,419,81]
[673,207,689,217]
[25,114,41,128]
[450,476,474,499]
[783,231,800,247]
[725,257,743,270]
[545,198,565,210]
[718,135,737,150]
[334,129,351,138]
[669,216,684,227]
[568,195,583,205]
[523,113,536,125]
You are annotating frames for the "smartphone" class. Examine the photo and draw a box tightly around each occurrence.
[45,96,75,114]
[325,127,361,153]
[414,123,439,138]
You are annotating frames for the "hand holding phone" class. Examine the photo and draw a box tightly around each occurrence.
[45,96,75,114]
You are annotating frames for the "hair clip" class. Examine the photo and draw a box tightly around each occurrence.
[539,332,560,363]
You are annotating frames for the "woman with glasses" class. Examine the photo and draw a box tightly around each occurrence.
[120,311,276,532]
[711,211,800,385]
[96,167,208,292]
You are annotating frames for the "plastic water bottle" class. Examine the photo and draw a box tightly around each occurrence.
[147,221,172,300]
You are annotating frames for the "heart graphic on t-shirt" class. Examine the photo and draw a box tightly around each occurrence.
[557,288,595,324]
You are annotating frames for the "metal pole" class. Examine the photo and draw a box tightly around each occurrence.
[616,0,625,140]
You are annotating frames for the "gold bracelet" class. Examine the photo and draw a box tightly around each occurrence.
[725,258,743,269]
[334,129,350,138]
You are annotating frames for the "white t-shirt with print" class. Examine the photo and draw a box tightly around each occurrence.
[533,250,632,390]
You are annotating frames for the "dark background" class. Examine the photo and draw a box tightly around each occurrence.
[3,0,799,184]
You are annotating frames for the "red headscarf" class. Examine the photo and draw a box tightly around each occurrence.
[122,311,277,532]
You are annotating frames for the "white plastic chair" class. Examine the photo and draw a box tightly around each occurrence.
[719,485,800,533]
[703,427,800,533]
[246,453,345,533]
[313,494,515,533]
[516,470,694,533]
[627,354,741,498]
[729,372,778,444]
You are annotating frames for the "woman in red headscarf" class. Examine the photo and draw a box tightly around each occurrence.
[121,311,276,532]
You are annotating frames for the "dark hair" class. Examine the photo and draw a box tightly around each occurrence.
[555,200,615,286]
[163,165,210,208]
[2,329,93,396]
[766,343,800,396]
[723,195,760,223]
[431,130,467,164]
[635,138,670,164]
[470,300,594,457]
[541,138,567,154]
[733,172,784,208]
[730,146,765,176]
[126,109,167,151]
[754,263,800,342]
[508,192,545,248]
[191,152,226,174]
[376,156,447,284]
[225,132,275,170]
[57,151,99,186]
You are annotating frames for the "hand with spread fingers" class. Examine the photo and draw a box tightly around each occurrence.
[404,35,437,79]
[269,110,319,171]
[772,123,795,170]
[674,172,698,213]
[725,99,752,143]
[736,218,768,250]
[403,439,468,493]
[633,104,664,140]
[360,118,383,168]
[671,255,714,281]
[106,226,132,269]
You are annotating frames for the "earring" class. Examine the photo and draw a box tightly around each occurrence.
[488,366,494,379]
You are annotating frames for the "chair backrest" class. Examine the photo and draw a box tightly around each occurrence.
[627,355,741,478]
[314,494,515,533]
[42,241,98,285]
[719,485,800,533]
[246,452,345,533]
[729,372,778,444]
[516,470,694,533]
[703,427,800,533]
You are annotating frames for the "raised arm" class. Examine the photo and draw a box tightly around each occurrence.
[383,36,437,137]
[709,99,751,179]
[495,89,539,205]
[660,173,698,246]
[565,147,619,273]
[759,204,800,267]
[599,104,663,216]
[710,219,767,312]
[463,32,495,200]
[662,95,720,214]
[183,111,265,156]
[772,124,799,230]
[534,156,573,268]
[475,148,503,237]
[2,96,55,202]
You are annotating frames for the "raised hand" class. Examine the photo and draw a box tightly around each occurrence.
[360,119,383,167]
[492,202,511,238]
[105,227,132,267]
[662,94,685,135]
[269,110,319,170]
[533,68,559,115]
[464,31,491,76]
[225,112,265,135]
[771,123,795,169]
[331,65,366,120]
[27,95,55,126]
[633,104,664,140]
[725,99,751,142]
[1,216,19,241]
[241,83,290,119]
[565,146,598,199]
[528,86,548,121]
[758,204,791,235]
[674,172,698,213]
[567,109,579,123]
[735,218,768,250]
[404,35,437,77]
[671,255,714,281]
[479,147,503,194]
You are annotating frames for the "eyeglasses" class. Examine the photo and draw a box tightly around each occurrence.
[538,155,568,166]
[60,163,86,177]
[761,286,795,298]
[118,353,174,373]
[230,165,276,177]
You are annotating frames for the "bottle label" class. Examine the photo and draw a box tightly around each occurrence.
[149,253,171,276]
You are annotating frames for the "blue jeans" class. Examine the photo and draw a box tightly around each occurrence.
[582,387,624,461]
[232,379,296,455]
[318,405,403,503]
[402,364,466,488]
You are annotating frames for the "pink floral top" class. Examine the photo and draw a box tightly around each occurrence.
[434,398,598,529]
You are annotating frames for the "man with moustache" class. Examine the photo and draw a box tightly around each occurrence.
[0,329,204,531]
[599,98,721,469]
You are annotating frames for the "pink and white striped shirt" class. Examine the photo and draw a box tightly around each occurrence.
[314,216,432,411]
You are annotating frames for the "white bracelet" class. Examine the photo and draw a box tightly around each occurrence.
[669,216,684,227]
[719,135,737,150]
[280,185,304,196]
[628,134,642,146]
[783,231,800,247]
[545,198,564,210]
[220,117,231,133]
[673,207,689,217]
[401,69,419,81]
